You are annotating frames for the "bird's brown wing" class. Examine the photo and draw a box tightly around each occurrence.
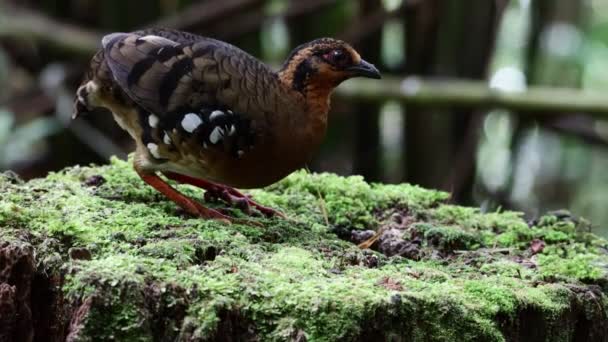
[103,30,267,115]
[102,29,279,160]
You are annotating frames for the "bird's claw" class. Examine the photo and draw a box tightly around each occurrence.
[205,187,285,218]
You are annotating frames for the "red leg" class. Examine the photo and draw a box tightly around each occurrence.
[135,168,232,223]
[162,172,286,218]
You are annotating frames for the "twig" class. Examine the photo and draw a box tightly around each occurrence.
[0,0,339,54]
[545,115,608,146]
[0,4,101,55]
[337,76,608,115]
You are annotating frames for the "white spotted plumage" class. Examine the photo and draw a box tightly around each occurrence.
[148,114,159,128]
[163,132,172,145]
[209,110,224,121]
[147,143,161,159]
[181,113,203,133]
[139,35,173,45]
[209,126,224,144]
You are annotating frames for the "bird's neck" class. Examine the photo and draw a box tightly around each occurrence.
[277,73,333,129]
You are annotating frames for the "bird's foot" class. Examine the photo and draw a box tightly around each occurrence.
[162,172,286,219]
[186,197,233,224]
[135,168,232,224]
[204,186,286,218]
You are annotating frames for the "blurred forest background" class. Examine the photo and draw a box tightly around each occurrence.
[2,0,608,236]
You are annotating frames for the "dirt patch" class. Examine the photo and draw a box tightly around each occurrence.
[346,209,426,260]
[83,175,106,187]
[0,238,69,342]
[0,241,35,342]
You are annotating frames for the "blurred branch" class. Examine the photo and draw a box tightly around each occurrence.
[0,0,341,54]
[339,3,403,43]
[213,0,340,40]
[152,0,266,31]
[546,116,608,146]
[0,4,102,55]
[337,76,608,114]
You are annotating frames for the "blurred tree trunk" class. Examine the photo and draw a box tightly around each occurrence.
[403,0,507,201]
[503,0,589,211]
[525,1,588,86]
[352,0,382,182]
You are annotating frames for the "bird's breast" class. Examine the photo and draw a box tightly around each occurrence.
[190,111,328,188]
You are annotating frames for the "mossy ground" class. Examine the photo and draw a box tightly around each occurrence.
[1,158,607,341]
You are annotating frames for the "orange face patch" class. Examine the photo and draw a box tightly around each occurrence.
[278,41,361,90]
[277,38,366,115]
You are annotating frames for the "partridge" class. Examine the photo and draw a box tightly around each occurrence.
[74,28,381,221]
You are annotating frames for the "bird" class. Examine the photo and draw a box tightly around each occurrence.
[74,28,381,222]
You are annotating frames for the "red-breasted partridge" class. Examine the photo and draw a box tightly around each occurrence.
[74,28,381,221]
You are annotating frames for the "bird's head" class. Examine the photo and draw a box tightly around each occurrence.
[278,38,381,101]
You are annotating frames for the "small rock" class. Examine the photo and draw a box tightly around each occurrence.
[362,253,379,268]
[329,268,342,274]
[110,232,126,241]
[375,227,422,260]
[69,247,92,260]
[133,237,147,246]
[84,175,106,187]
[390,293,402,305]
[351,230,376,244]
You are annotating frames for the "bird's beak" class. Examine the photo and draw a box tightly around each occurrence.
[347,59,381,79]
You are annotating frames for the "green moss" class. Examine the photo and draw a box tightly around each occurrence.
[256,170,448,229]
[1,158,607,341]
[413,223,481,251]
[425,205,533,248]
[538,246,606,281]
[479,260,534,279]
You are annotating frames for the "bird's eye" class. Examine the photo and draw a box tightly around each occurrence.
[323,49,350,67]
[332,50,345,60]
